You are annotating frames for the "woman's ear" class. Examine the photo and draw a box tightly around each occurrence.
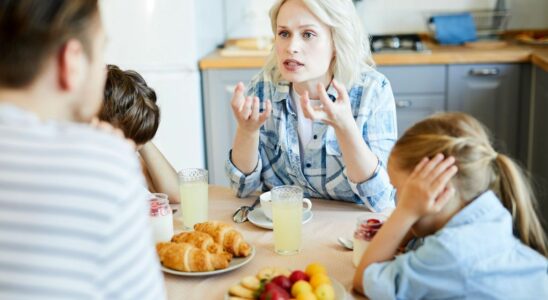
[58,39,87,91]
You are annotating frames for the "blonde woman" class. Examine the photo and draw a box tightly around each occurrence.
[353,112,548,299]
[226,0,397,210]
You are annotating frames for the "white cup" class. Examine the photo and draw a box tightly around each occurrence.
[260,191,312,221]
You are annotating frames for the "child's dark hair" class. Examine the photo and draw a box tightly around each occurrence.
[99,64,160,145]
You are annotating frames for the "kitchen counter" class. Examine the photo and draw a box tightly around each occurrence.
[199,41,548,71]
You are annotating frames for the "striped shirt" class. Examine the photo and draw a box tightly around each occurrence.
[0,105,166,300]
[226,69,397,211]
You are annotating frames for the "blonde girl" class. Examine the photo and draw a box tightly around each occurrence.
[226,0,397,210]
[354,112,548,299]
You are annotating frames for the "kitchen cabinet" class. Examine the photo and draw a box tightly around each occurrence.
[202,69,259,186]
[378,66,446,136]
[530,65,548,230]
[448,64,521,157]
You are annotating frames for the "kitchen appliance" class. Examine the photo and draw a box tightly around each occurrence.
[370,34,430,53]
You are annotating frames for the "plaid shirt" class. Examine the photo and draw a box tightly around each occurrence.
[226,69,397,211]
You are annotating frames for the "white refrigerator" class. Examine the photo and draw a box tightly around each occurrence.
[99,0,205,171]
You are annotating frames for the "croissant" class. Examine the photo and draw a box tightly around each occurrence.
[171,231,226,255]
[156,242,231,272]
[194,221,251,257]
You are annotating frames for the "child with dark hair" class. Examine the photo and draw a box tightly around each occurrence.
[99,64,179,203]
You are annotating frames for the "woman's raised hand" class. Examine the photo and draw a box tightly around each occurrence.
[396,154,458,219]
[230,82,271,133]
[300,79,354,130]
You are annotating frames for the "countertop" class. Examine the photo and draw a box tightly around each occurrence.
[199,41,548,72]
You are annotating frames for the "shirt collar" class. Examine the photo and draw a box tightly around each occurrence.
[444,190,507,228]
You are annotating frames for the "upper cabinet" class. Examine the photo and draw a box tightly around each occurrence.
[448,64,521,157]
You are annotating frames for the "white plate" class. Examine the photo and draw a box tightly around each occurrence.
[225,276,349,299]
[161,246,255,276]
[247,207,313,230]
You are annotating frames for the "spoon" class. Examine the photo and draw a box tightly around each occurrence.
[232,197,260,223]
[338,236,354,250]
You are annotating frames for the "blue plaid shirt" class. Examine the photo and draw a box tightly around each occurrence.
[226,69,397,211]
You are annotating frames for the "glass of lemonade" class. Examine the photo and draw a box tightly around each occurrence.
[271,185,303,255]
[178,168,208,230]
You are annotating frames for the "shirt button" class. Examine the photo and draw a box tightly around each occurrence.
[306,163,312,168]
[313,135,318,140]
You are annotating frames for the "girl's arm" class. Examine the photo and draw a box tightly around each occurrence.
[353,155,458,295]
[138,142,179,203]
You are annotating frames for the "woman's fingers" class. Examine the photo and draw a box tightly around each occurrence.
[317,83,335,116]
[410,157,430,177]
[250,97,260,121]
[258,99,272,123]
[331,79,349,104]
[230,82,246,113]
[240,96,253,120]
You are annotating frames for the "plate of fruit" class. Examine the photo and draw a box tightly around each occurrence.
[226,263,348,300]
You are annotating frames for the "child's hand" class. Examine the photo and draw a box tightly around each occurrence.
[396,154,458,219]
[90,118,136,149]
[300,80,354,131]
[230,82,271,134]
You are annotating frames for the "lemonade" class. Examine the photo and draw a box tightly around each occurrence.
[179,181,208,229]
[272,200,302,255]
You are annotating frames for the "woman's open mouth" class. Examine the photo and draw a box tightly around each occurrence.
[283,59,304,72]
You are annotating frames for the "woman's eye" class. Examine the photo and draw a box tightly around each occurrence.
[278,31,289,38]
[303,31,315,39]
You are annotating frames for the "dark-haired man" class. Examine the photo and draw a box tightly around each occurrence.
[0,1,165,298]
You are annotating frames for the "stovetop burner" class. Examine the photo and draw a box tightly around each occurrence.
[370,34,430,53]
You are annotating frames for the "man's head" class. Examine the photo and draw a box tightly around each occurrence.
[0,0,106,122]
[98,65,160,146]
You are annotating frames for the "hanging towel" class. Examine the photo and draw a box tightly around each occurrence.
[431,13,477,45]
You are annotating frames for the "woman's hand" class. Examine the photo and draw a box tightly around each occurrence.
[230,82,271,133]
[396,154,458,219]
[300,79,354,131]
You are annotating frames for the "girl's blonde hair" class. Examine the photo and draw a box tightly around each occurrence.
[391,112,547,256]
[264,0,374,88]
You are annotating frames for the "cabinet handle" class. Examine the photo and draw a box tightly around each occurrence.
[469,68,500,76]
[396,100,412,108]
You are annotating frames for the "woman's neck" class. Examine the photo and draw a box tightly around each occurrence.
[292,73,333,99]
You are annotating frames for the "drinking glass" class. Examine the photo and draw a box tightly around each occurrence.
[178,168,208,230]
[271,185,303,255]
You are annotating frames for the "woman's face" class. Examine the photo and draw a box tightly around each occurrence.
[275,0,334,85]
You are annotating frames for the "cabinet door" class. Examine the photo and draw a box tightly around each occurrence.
[530,66,548,231]
[448,64,521,156]
[395,95,445,136]
[378,65,447,136]
[202,69,260,186]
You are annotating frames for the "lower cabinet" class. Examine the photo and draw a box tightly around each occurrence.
[448,64,521,157]
[202,69,259,186]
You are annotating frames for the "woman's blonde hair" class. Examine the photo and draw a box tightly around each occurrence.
[263,0,374,88]
[391,112,547,256]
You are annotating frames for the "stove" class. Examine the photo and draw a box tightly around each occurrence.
[370,34,430,53]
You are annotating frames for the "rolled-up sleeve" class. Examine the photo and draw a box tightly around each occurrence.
[349,75,397,211]
[225,150,262,197]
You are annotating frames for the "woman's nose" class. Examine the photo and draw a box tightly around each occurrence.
[286,38,300,54]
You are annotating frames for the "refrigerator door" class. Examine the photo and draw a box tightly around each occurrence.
[100,0,196,70]
[138,70,205,170]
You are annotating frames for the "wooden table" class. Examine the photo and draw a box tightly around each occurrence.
[164,185,373,299]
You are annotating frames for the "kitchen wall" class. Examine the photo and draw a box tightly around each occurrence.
[356,0,548,34]
[223,0,548,37]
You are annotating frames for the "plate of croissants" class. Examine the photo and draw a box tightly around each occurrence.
[157,221,255,276]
